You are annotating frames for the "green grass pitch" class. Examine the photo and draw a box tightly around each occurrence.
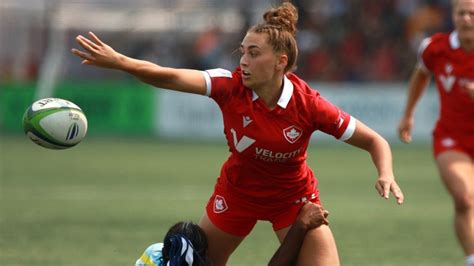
[0,135,463,265]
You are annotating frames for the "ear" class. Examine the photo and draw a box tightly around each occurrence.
[276,54,288,71]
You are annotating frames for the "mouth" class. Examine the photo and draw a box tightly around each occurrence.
[242,70,251,79]
[460,25,474,31]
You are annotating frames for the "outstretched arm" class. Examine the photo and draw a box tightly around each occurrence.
[71,32,207,95]
[268,202,329,266]
[398,66,431,143]
[345,120,404,205]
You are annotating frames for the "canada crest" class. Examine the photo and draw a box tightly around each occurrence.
[213,195,228,213]
[283,125,303,144]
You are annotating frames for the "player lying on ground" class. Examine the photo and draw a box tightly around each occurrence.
[135,202,329,266]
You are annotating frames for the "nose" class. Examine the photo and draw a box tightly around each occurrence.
[461,12,474,22]
[240,54,248,67]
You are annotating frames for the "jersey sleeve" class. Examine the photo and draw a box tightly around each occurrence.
[417,37,433,73]
[417,33,446,74]
[201,68,237,106]
[135,243,163,266]
[311,93,356,141]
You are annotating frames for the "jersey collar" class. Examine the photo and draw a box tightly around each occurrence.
[251,75,294,109]
[449,31,460,49]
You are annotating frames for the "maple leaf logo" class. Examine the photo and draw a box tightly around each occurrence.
[283,126,303,144]
[213,195,228,213]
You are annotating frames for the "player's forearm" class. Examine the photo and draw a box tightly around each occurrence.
[118,55,174,88]
[403,67,430,118]
[268,222,308,266]
[117,56,206,94]
[368,136,394,178]
[346,122,394,177]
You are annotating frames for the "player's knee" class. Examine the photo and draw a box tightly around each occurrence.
[453,193,474,213]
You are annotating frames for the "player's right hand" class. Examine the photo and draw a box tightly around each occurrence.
[398,116,414,143]
[296,202,329,231]
[71,32,123,69]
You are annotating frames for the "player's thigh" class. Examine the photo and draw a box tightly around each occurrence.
[276,225,339,266]
[297,225,340,266]
[436,151,474,207]
[198,212,245,266]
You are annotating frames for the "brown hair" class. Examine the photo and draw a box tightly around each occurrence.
[249,2,299,73]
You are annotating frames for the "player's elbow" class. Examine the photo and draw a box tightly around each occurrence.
[366,133,390,154]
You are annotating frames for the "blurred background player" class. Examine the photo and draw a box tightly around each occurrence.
[135,202,329,266]
[398,0,474,265]
[72,2,404,265]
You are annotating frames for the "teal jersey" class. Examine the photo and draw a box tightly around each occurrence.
[135,243,163,266]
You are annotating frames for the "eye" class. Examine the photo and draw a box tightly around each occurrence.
[457,10,474,17]
[238,47,259,58]
[249,51,259,58]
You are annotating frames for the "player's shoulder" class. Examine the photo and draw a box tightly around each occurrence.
[135,243,163,266]
[286,72,321,99]
[205,67,244,90]
[145,243,163,253]
[205,67,243,80]
[205,68,234,78]
[205,67,249,100]
[420,32,452,54]
[429,32,450,43]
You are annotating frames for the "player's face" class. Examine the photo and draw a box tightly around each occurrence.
[453,0,474,40]
[239,32,281,90]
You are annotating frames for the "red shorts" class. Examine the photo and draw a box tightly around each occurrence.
[433,128,474,159]
[205,177,320,237]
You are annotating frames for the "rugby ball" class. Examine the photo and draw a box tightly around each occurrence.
[22,98,88,149]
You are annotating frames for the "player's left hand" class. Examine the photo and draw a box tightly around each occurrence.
[375,176,404,205]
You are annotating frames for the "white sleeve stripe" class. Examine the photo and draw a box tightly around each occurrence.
[338,116,356,141]
[201,71,212,96]
[416,37,432,74]
[417,37,431,58]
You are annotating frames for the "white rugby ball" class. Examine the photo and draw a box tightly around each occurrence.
[22,98,88,149]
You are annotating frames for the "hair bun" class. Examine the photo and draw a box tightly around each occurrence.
[263,2,298,37]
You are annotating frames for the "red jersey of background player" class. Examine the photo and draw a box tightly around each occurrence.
[201,68,356,203]
[418,31,474,137]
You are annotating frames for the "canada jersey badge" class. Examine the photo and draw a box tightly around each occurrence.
[283,125,303,144]
[213,195,228,213]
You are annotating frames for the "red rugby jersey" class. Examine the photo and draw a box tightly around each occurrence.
[201,68,355,203]
[418,31,474,136]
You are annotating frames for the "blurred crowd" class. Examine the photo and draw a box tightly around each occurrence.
[1,0,452,83]
[294,0,451,81]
